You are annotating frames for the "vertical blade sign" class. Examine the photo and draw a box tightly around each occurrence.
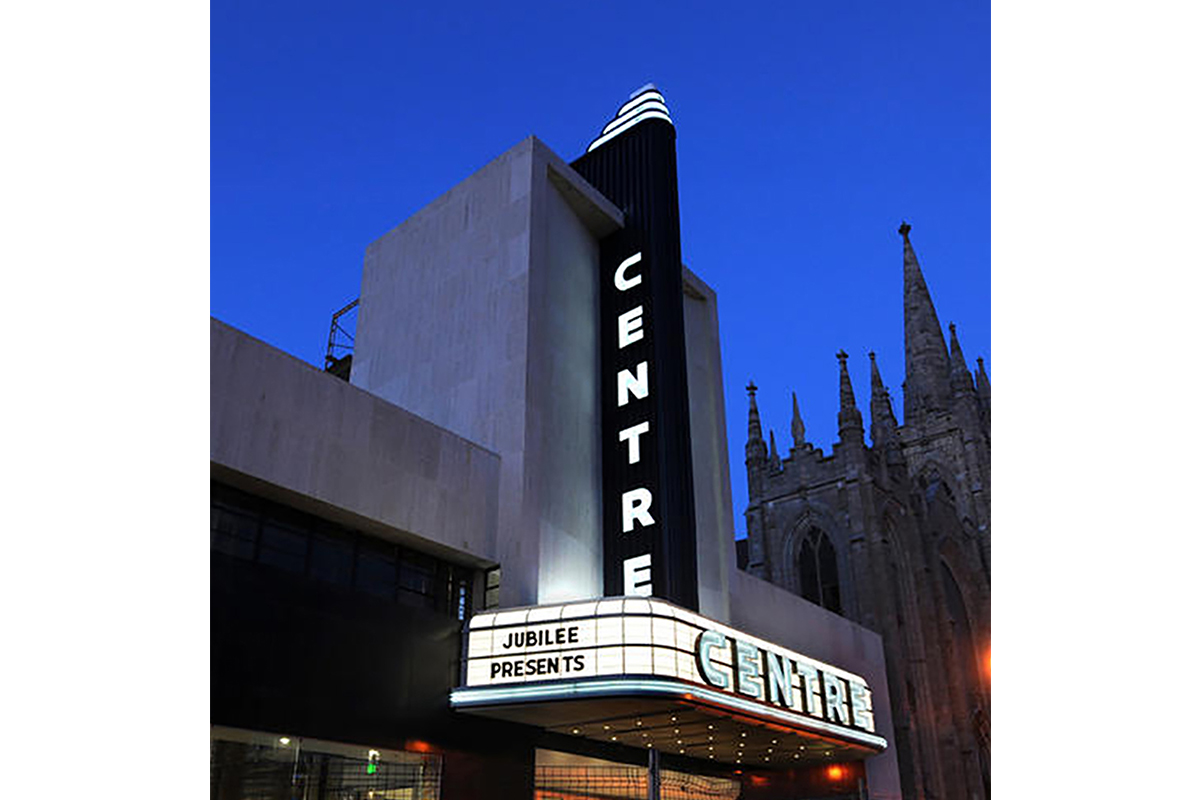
[571,87,699,610]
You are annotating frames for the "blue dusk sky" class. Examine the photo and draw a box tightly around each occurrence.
[212,1,990,537]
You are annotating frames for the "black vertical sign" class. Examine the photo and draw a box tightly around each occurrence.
[571,90,699,611]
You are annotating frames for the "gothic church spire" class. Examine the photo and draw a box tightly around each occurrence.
[745,381,768,499]
[745,381,767,463]
[791,392,806,449]
[948,323,977,399]
[976,357,991,431]
[869,351,900,448]
[836,350,864,445]
[901,222,952,422]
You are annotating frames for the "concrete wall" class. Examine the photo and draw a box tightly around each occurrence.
[682,267,736,624]
[527,156,607,605]
[730,570,902,800]
[350,137,623,608]
[210,318,500,566]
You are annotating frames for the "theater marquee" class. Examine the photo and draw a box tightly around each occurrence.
[451,598,887,751]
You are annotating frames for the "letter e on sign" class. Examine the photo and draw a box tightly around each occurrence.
[624,554,652,596]
[734,640,764,700]
[618,305,645,349]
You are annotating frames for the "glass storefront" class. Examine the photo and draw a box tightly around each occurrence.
[535,765,740,800]
[533,749,741,800]
[211,727,441,800]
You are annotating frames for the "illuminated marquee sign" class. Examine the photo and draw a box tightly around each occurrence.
[572,86,700,610]
[453,598,885,750]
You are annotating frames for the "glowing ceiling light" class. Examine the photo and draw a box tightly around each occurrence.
[278,737,290,745]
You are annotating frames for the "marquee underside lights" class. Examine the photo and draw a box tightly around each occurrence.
[452,598,887,753]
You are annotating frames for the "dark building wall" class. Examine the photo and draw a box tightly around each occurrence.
[211,539,538,797]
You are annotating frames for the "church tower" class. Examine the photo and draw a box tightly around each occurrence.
[742,224,991,800]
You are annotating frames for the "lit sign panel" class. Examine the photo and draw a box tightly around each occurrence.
[573,85,700,610]
[452,598,886,750]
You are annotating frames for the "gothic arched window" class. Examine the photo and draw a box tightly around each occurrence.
[797,528,842,615]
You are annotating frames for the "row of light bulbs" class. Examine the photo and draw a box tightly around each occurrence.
[566,717,839,763]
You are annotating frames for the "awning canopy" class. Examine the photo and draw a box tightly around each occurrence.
[451,597,887,768]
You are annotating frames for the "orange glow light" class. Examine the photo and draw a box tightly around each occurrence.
[827,765,845,781]
[405,739,434,753]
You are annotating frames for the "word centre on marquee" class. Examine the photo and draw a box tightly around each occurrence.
[612,251,657,597]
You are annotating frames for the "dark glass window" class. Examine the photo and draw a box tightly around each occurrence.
[356,540,398,600]
[309,529,355,587]
[398,553,436,602]
[211,502,259,560]
[818,534,842,614]
[210,481,475,619]
[797,528,842,615]
[799,539,820,605]
[484,568,501,609]
[258,518,308,574]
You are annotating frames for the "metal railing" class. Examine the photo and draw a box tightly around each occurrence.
[324,299,359,379]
